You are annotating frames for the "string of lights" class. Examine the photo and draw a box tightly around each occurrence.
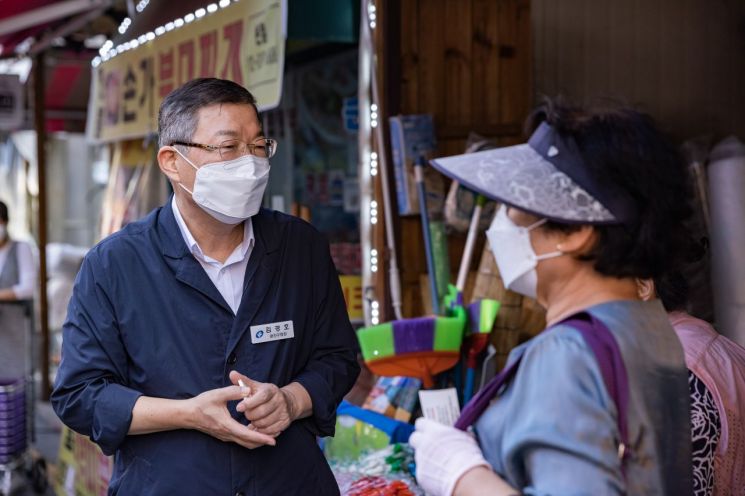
[92,0,236,67]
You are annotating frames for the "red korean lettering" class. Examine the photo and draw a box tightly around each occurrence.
[178,40,195,85]
[220,20,243,84]
[199,30,218,77]
[159,49,174,98]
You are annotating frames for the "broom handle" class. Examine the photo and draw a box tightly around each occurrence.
[415,159,441,315]
[456,195,485,292]
[464,367,476,403]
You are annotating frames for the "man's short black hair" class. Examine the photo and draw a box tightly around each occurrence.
[0,201,7,223]
[157,78,260,148]
[527,98,695,280]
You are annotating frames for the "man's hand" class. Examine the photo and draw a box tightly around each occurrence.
[184,385,277,449]
[230,371,305,438]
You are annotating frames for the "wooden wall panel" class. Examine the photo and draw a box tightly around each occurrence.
[443,0,473,127]
[471,0,500,125]
[533,0,745,139]
[400,0,420,114]
[497,0,531,124]
[391,0,532,317]
[417,0,446,123]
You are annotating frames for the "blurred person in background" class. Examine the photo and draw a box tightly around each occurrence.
[638,265,745,496]
[0,200,38,378]
[0,200,36,301]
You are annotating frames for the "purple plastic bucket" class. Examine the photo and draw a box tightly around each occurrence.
[0,378,25,413]
[0,431,26,447]
[0,393,25,412]
[0,378,27,463]
[0,430,27,463]
[0,418,25,437]
[0,406,25,421]
[0,377,24,393]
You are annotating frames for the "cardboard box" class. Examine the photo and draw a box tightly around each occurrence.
[389,114,444,216]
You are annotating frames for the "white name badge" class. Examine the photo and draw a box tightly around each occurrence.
[250,320,295,344]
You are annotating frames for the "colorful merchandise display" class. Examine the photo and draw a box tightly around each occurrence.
[324,401,414,463]
[332,444,422,496]
[363,377,422,422]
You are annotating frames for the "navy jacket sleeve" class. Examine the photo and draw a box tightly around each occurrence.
[51,249,143,455]
[292,233,360,437]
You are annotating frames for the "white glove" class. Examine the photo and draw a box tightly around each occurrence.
[409,418,491,496]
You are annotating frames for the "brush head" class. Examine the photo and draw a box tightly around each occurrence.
[357,309,467,362]
[467,299,501,334]
[356,309,468,387]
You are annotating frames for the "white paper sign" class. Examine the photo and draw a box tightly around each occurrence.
[418,388,461,426]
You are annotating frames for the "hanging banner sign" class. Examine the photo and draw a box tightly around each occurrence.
[87,0,286,143]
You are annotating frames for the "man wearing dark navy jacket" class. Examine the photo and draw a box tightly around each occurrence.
[52,78,360,495]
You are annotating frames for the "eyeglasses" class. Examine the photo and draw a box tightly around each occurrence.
[171,137,277,160]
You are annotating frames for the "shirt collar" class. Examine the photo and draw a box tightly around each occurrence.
[171,197,254,265]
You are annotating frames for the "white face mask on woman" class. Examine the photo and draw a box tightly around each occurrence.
[486,206,563,299]
[175,149,270,225]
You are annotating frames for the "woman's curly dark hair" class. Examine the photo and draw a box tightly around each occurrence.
[526,98,695,280]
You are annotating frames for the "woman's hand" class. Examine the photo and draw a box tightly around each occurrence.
[409,418,491,496]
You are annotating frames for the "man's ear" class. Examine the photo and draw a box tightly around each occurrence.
[158,146,181,183]
[636,278,656,301]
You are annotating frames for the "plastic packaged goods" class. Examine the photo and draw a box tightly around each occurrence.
[332,444,422,495]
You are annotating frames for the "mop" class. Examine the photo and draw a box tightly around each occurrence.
[455,195,486,294]
[356,300,466,389]
[452,194,500,402]
[357,159,463,388]
[356,190,499,391]
[452,194,484,396]
[414,156,441,315]
[462,299,500,402]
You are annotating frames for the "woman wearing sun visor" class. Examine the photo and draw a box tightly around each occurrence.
[410,100,695,495]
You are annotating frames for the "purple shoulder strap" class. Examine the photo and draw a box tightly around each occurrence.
[454,312,630,465]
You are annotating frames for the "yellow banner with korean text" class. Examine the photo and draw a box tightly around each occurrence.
[87,0,286,143]
[339,275,364,324]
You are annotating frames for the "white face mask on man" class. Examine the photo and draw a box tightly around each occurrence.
[486,206,563,299]
[175,149,270,225]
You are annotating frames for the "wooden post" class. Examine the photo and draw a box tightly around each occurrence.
[33,52,51,400]
[371,0,402,321]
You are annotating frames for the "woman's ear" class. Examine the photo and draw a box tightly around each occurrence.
[556,225,596,256]
[157,146,181,183]
[636,278,656,301]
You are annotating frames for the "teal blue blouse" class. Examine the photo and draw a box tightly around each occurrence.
[475,300,693,495]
